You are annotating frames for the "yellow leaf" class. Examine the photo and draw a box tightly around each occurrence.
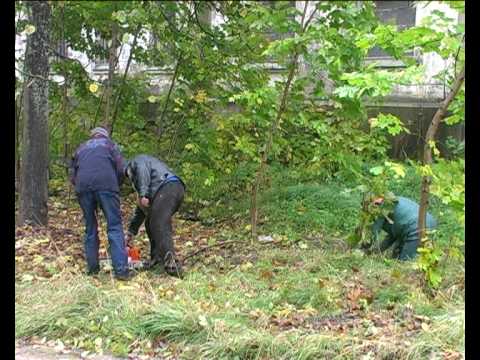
[147,95,157,103]
[240,262,253,270]
[194,90,207,103]
[21,274,34,282]
[118,284,133,290]
[391,269,401,279]
[89,83,99,93]
[317,278,326,288]
[421,322,430,331]
[24,25,36,35]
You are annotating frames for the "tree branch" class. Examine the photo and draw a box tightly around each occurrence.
[302,3,318,31]
[15,66,50,82]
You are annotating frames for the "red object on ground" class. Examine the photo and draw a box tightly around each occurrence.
[127,246,140,261]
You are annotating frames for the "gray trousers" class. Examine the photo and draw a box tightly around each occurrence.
[145,182,184,264]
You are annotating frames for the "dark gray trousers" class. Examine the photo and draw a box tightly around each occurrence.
[145,182,184,264]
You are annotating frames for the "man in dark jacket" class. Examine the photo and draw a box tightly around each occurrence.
[124,155,185,277]
[367,196,437,260]
[70,127,130,280]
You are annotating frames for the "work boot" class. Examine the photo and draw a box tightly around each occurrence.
[86,266,100,276]
[114,270,136,281]
[164,251,183,279]
[145,258,164,273]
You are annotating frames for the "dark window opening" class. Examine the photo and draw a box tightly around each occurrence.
[367,1,416,63]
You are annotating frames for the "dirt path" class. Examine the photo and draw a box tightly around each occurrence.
[15,343,124,360]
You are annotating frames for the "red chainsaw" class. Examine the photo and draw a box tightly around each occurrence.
[99,245,148,271]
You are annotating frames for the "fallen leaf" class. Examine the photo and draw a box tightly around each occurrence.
[198,315,208,327]
[421,322,430,331]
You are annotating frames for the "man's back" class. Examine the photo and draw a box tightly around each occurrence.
[391,197,437,237]
[72,137,124,193]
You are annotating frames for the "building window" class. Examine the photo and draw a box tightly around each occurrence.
[367,1,416,67]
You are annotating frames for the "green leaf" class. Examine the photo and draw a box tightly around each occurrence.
[428,270,442,288]
[369,166,384,176]
[121,33,130,44]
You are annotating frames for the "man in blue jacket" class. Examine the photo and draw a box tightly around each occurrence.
[124,155,185,278]
[367,196,437,260]
[70,127,130,280]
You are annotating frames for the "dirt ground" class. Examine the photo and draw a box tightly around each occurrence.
[15,342,125,360]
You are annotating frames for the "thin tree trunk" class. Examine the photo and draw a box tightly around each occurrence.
[156,58,182,138]
[18,1,50,226]
[16,80,26,194]
[250,54,299,239]
[250,1,310,239]
[418,66,465,240]
[103,23,118,132]
[15,83,19,192]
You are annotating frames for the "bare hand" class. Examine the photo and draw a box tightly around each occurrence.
[139,197,150,208]
[125,233,134,247]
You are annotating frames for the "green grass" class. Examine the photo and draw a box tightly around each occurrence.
[201,164,462,246]
[16,245,464,359]
[16,165,464,359]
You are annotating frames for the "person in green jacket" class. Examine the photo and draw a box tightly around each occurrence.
[366,196,437,260]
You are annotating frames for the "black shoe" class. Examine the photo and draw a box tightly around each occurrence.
[146,258,162,268]
[86,267,100,276]
[164,252,184,279]
[114,271,136,281]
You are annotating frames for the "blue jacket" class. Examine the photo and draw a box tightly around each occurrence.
[372,196,437,242]
[70,136,125,193]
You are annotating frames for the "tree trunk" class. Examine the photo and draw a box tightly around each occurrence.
[60,4,69,177]
[103,23,118,132]
[18,1,50,226]
[418,66,465,240]
[250,54,299,238]
[156,58,181,138]
[250,1,310,239]
[15,85,19,192]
